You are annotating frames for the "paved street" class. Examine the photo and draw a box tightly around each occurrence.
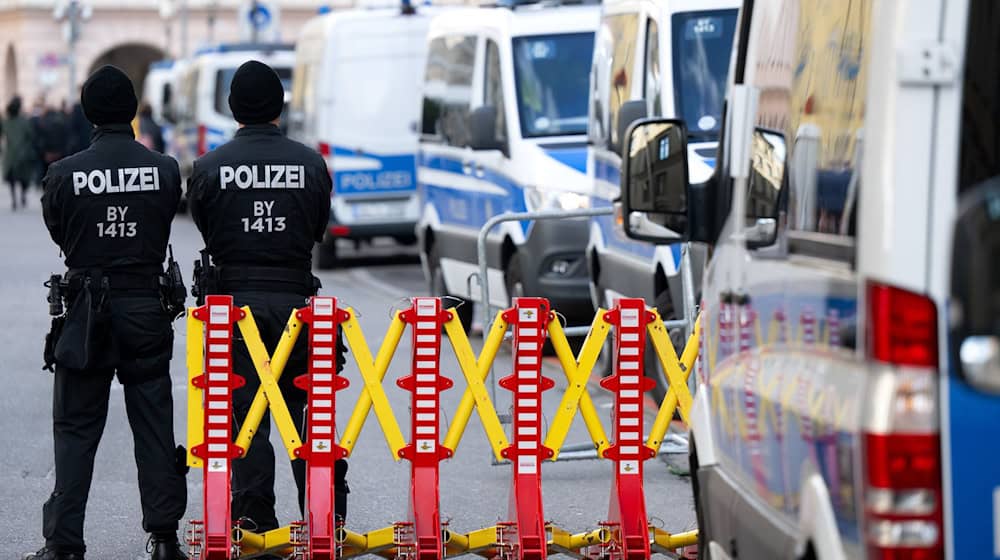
[0,198,693,559]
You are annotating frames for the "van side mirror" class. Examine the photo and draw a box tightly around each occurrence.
[951,180,1000,393]
[613,99,648,156]
[468,105,505,153]
[744,127,786,247]
[621,118,689,243]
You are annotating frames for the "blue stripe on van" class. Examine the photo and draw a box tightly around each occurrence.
[329,145,417,195]
[543,146,588,173]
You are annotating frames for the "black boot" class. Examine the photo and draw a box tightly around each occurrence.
[148,533,188,560]
[22,547,85,560]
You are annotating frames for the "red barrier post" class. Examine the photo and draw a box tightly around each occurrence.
[594,298,657,560]
[397,297,454,559]
[293,297,350,560]
[190,295,246,559]
[498,298,555,560]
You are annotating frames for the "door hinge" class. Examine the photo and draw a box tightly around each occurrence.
[898,41,959,86]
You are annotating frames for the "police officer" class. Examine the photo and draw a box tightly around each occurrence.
[187,60,346,545]
[26,66,188,560]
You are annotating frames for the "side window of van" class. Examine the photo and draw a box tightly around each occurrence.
[746,0,872,241]
[593,14,639,150]
[644,18,662,117]
[421,35,477,147]
[484,39,508,147]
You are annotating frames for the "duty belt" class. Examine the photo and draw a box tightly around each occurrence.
[216,265,319,296]
[66,266,163,293]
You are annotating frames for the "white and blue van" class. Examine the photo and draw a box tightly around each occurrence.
[619,0,1000,558]
[173,43,296,179]
[290,6,440,268]
[586,0,739,332]
[415,2,600,327]
[585,0,740,391]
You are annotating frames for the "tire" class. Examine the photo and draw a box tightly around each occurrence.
[394,234,418,246]
[592,288,614,378]
[645,289,686,404]
[316,236,339,270]
[504,252,525,303]
[690,438,710,560]
[429,244,473,332]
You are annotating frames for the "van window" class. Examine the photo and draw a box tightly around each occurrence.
[744,0,871,240]
[512,32,594,137]
[593,14,640,148]
[214,66,293,118]
[958,0,1000,194]
[644,18,662,117]
[421,35,477,147]
[484,39,508,146]
[671,10,737,140]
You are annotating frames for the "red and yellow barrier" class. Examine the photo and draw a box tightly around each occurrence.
[184,295,700,560]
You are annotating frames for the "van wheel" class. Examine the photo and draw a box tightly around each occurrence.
[592,290,614,378]
[644,289,684,403]
[394,234,418,246]
[429,245,472,332]
[504,252,525,303]
[690,439,710,560]
[316,236,339,270]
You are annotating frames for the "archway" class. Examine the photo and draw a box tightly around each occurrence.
[87,43,165,100]
[4,44,17,105]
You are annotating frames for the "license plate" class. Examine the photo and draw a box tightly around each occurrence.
[351,201,407,221]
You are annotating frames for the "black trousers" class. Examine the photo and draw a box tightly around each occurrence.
[43,296,186,554]
[229,291,348,532]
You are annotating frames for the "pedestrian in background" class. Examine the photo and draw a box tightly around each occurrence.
[66,101,92,156]
[138,102,165,153]
[38,103,69,176]
[3,96,37,210]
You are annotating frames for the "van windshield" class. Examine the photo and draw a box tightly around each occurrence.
[513,32,594,138]
[671,10,738,140]
[214,65,293,118]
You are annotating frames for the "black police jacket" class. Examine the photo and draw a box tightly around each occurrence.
[187,124,332,271]
[41,124,182,270]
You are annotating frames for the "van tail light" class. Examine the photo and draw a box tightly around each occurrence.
[197,125,207,157]
[318,142,333,177]
[863,281,943,560]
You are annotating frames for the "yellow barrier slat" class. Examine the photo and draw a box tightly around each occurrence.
[236,308,302,460]
[646,312,699,438]
[442,311,509,459]
[235,526,293,557]
[651,527,699,550]
[544,312,611,460]
[186,309,205,469]
[340,309,406,459]
[233,309,304,452]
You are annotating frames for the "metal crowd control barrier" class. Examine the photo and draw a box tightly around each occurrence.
[474,210,701,463]
[184,294,700,560]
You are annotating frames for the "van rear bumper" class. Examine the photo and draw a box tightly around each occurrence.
[519,218,593,323]
[325,220,417,241]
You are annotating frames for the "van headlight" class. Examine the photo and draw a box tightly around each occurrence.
[524,187,591,212]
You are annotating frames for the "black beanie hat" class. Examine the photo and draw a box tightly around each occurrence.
[228,60,284,125]
[81,65,138,126]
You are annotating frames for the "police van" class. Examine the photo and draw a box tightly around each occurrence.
[142,60,180,126]
[290,6,439,268]
[619,0,1000,558]
[416,2,600,328]
[586,0,739,387]
[173,43,295,178]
